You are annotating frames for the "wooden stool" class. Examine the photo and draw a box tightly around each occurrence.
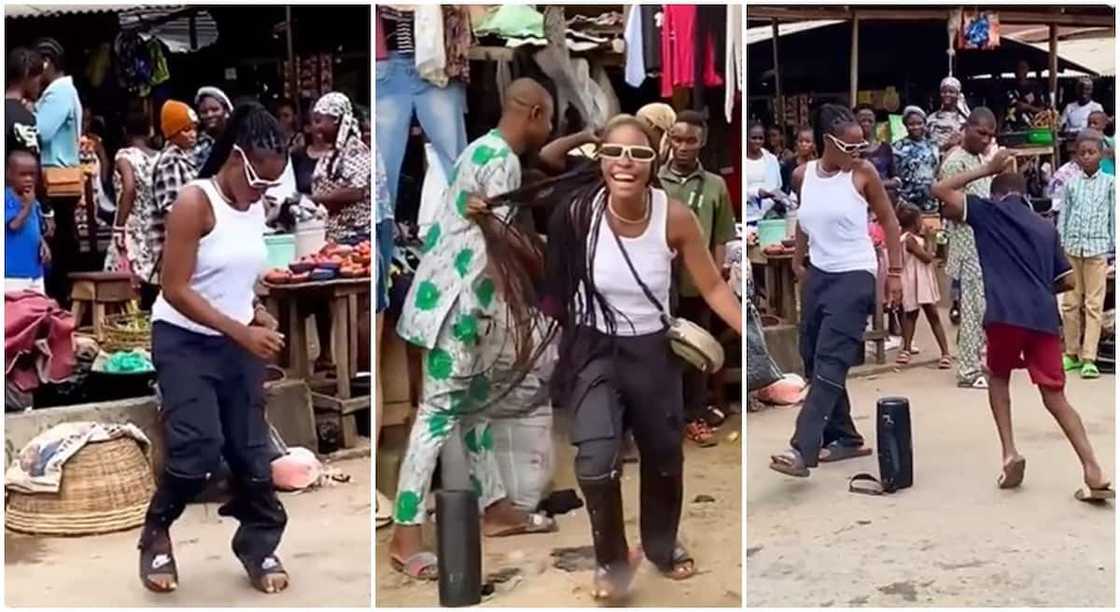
[68,272,135,339]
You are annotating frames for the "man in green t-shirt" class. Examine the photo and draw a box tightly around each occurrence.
[658,110,737,445]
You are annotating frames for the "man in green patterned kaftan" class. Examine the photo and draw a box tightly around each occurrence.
[388,79,556,577]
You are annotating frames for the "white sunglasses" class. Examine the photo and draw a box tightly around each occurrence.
[234,144,283,190]
[825,133,870,155]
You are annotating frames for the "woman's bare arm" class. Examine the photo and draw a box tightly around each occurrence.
[114,158,137,227]
[669,200,741,335]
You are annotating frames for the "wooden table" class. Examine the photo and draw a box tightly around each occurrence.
[747,246,798,324]
[259,277,371,447]
[260,277,370,397]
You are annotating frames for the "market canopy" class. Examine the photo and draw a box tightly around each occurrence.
[747,19,1101,96]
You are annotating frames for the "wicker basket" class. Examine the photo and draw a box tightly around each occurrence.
[101,311,151,353]
[6,437,155,536]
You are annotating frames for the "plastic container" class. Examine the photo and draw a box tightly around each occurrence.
[757,219,788,248]
[1028,128,1054,145]
[295,219,327,258]
[264,234,296,268]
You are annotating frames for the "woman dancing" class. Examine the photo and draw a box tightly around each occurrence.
[139,103,290,594]
[535,115,742,599]
[770,104,902,477]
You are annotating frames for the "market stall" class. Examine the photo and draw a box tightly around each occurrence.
[377,4,744,495]
[745,5,1115,365]
[4,4,372,458]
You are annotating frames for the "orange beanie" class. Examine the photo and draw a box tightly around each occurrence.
[160,100,197,139]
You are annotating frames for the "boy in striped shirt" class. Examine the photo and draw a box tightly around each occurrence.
[1057,129,1115,379]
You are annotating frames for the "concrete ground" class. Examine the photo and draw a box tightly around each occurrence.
[747,362,1115,607]
[376,412,742,607]
[6,456,371,608]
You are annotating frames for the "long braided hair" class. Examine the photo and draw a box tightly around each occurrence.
[199,102,285,179]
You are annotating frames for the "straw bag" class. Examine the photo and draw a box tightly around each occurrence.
[609,211,725,373]
[6,437,155,536]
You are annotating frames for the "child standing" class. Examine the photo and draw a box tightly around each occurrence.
[895,203,951,368]
[1057,129,1114,379]
[5,150,50,294]
[933,149,1113,501]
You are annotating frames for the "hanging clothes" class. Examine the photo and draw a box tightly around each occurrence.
[415,5,448,87]
[660,5,722,99]
[443,6,473,84]
[623,6,645,87]
[725,5,743,122]
[641,6,662,74]
[375,10,388,60]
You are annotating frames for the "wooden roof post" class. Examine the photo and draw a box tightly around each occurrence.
[1050,23,1059,163]
[849,13,860,107]
[772,18,784,128]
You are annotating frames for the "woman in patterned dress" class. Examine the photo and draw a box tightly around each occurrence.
[311,92,371,243]
[892,106,941,213]
[309,92,371,371]
[103,111,157,279]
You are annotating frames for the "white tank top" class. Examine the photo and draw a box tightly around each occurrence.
[584,187,673,336]
[152,179,267,336]
[797,160,878,274]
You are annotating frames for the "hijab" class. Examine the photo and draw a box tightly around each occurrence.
[313,91,361,179]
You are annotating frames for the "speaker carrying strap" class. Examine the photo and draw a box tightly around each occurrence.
[848,473,885,496]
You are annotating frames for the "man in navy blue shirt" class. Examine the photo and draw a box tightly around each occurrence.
[5,150,50,294]
[933,149,1113,502]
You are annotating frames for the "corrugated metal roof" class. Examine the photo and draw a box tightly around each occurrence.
[5,5,172,19]
[746,20,842,46]
[119,7,218,53]
[1029,37,1116,77]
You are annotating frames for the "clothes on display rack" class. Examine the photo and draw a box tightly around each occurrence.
[376,6,470,213]
[623,6,646,88]
[660,5,722,99]
[725,5,743,123]
[415,5,449,87]
[376,52,467,214]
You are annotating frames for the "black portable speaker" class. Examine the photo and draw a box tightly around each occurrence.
[849,397,913,495]
[876,397,913,492]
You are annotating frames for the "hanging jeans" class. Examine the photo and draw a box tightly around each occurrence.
[375,52,467,209]
[567,327,684,573]
[791,268,874,468]
[140,322,286,570]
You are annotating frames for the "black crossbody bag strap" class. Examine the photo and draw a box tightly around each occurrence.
[604,193,671,327]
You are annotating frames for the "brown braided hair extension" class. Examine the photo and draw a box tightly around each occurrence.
[471,114,662,406]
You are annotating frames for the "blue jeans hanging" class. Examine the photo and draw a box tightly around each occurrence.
[375,52,468,208]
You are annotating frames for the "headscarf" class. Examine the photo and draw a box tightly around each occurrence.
[160,100,197,139]
[902,105,927,123]
[313,91,361,178]
[194,86,232,114]
[636,102,677,160]
[940,76,971,118]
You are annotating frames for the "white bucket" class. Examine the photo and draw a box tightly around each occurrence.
[295,219,327,258]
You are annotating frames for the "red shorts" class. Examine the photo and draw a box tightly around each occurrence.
[984,323,1065,390]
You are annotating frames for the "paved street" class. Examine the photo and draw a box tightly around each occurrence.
[377,413,743,607]
[6,457,371,608]
[747,366,1115,607]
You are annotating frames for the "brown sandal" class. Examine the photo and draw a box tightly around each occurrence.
[685,420,717,447]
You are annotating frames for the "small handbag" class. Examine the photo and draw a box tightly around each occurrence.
[608,205,725,373]
[42,166,82,198]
